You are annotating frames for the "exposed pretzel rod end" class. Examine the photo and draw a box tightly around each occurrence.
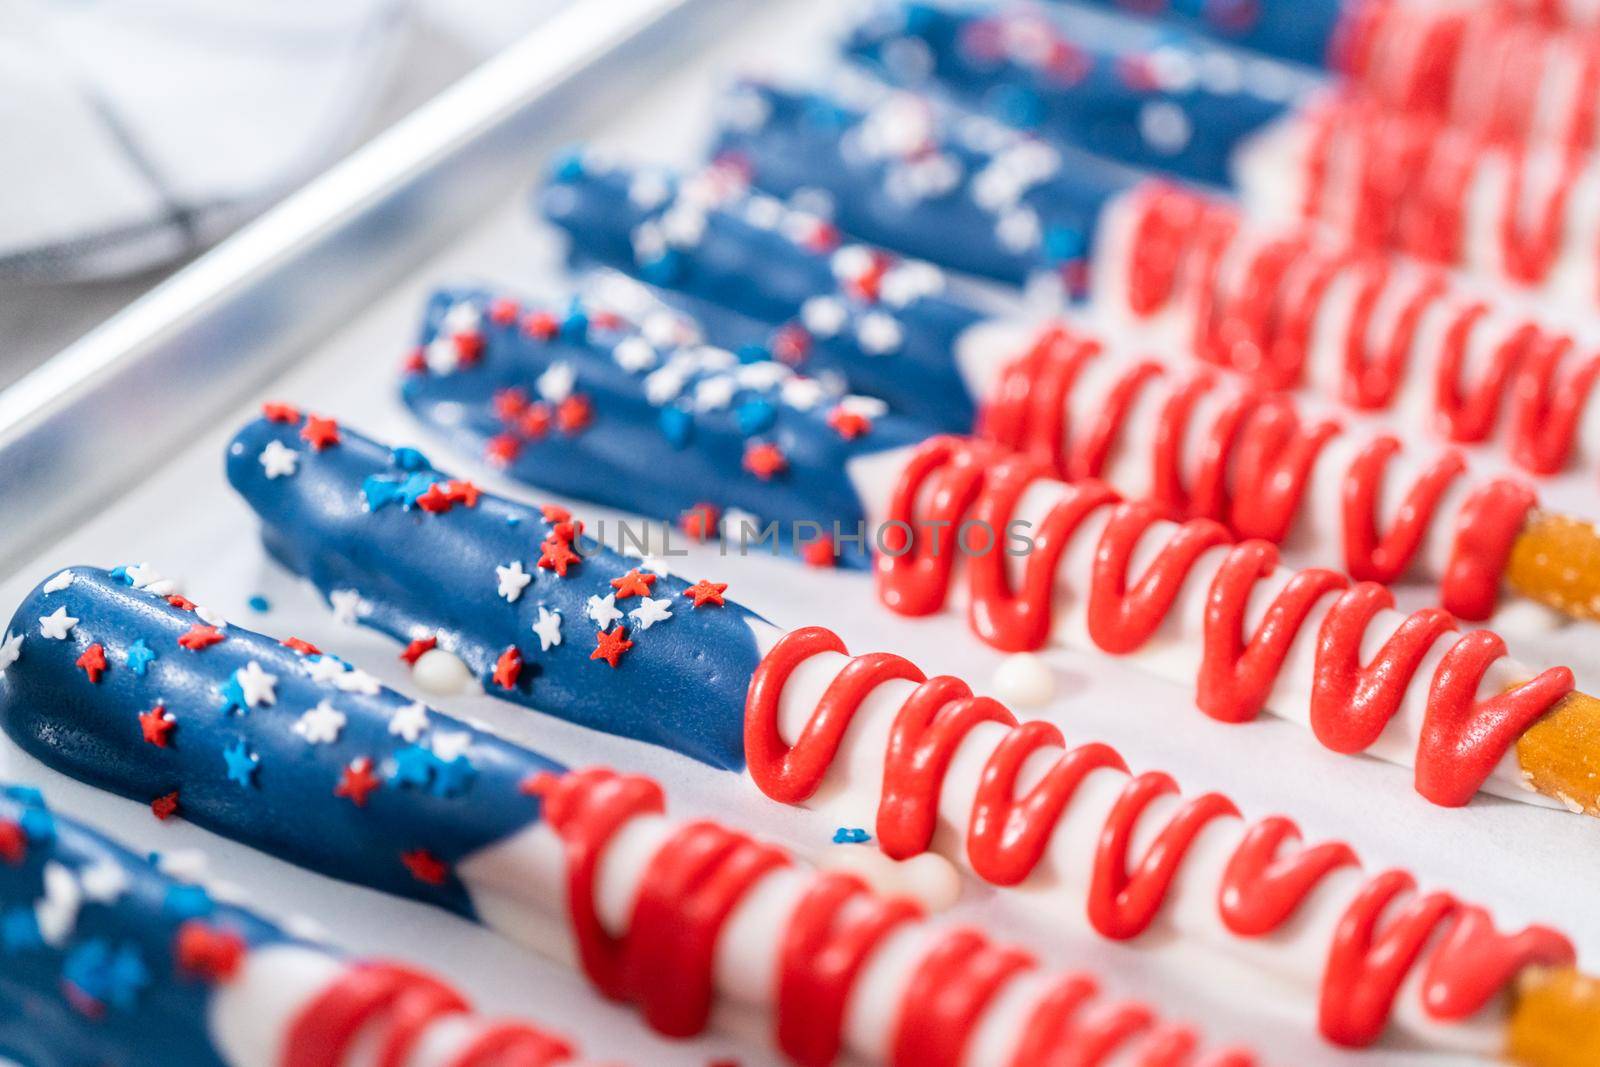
[1508,966,1600,1067]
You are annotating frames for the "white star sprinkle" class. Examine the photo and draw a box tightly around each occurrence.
[537,361,576,403]
[389,702,430,743]
[430,731,472,762]
[38,607,78,640]
[693,375,737,412]
[42,571,74,594]
[424,337,461,374]
[801,296,847,337]
[780,377,826,411]
[293,701,347,745]
[259,440,300,479]
[496,561,532,603]
[78,859,128,904]
[586,593,623,629]
[195,604,227,628]
[0,631,21,673]
[331,668,380,696]
[35,862,81,947]
[441,301,482,334]
[329,589,365,625]
[612,336,659,373]
[125,563,178,596]
[234,661,278,708]
[305,656,349,685]
[629,597,674,630]
[532,606,562,651]
[856,311,904,355]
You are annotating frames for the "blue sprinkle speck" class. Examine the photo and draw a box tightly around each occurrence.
[832,827,871,845]
[247,595,270,613]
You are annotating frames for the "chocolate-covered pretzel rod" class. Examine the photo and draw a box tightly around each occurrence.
[0,784,578,1067]
[216,415,1600,1058]
[0,567,1250,1067]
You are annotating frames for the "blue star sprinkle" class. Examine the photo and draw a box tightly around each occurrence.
[659,406,693,449]
[218,676,247,715]
[431,756,477,799]
[362,475,405,512]
[223,740,259,788]
[735,398,777,435]
[397,471,443,509]
[390,446,431,472]
[163,883,214,920]
[2,785,44,807]
[390,745,439,790]
[832,827,871,845]
[125,638,156,677]
[19,807,54,846]
[0,908,42,954]
[62,941,149,1013]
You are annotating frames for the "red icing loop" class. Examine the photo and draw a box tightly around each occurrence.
[977,324,1534,619]
[1120,182,1600,482]
[285,962,573,1067]
[875,435,1571,803]
[745,629,1576,1047]
[534,768,1244,1065]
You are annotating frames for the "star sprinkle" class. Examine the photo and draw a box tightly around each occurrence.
[178,625,224,650]
[537,537,581,577]
[293,701,346,745]
[174,921,246,982]
[392,745,438,789]
[485,434,522,468]
[610,569,656,599]
[263,402,301,423]
[0,631,21,674]
[586,593,623,629]
[684,579,728,608]
[399,636,436,665]
[628,597,674,630]
[743,441,788,480]
[232,662,278,709]
[36,862,82,947]
[331,667,380,695]
[590,626,633,668]
[402,849,449,886]
[43,571,74,593]
[222,741,259,788]
[827,406,872,439]
[329,589,365,625]
[38,606,78,640]
[122,563,177,595]
[139,705,175,748]
[492,647,523,689]
[0,820,25,865]
[335,758,382,807]
[430,732,472,762]
[388,702,430,743]
[125,638,155,676]
[537,361,576,403]
[79,859,128,904]
[305,655,351,685]
[151,792,180,821]
[1,908,42,954]
[282,636,321,656]
[679,503,720,542]
[496,561,532,603]
[532,606,563,651]
[556,394,593,433]
[258,440,299,479]
[76,643,107,683]
[299,415,341,451]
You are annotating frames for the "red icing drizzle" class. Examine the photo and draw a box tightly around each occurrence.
[285,962,573,1067]
[531,767,1251,1067]
[745,628,1575,1047]
[872,435,1572,804]
[1121,183,1600,479]
[978,325,1536,619]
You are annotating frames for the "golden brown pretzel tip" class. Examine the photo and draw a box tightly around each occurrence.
[1516,690,1600,816]
[1507,512,1600,621]
[1508,967,1600,1067]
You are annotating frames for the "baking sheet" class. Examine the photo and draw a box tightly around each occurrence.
[2,2,1598,1064]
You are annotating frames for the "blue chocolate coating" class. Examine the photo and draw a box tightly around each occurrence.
[1070,0,1349,69]
[0,567,561,915]
[540,152,985,430]
[711,79,1143,286]
[401,287,931,570]
[0,785,287,1067]
[845,0,1322,187]
[227,415,764,771]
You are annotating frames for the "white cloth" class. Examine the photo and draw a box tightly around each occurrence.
[0,0,407,280]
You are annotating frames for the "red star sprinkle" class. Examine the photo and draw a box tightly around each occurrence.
[400,635,437,666]
[827,406,872,439]
[489,297,520,326]
[402,849,449,886]
[443,480,480,507]
[519,403,552,439]
[802,538,837,568]
[175,922,246,983]
[281,636,322,656]
[537,537,580,577]
[556,394,593,434]
[846,251,893,302]
[0,820,25,865]
[679,503,720,542]
[494,387,530,423]
[549,519,583,543]
[167,594,197,612]
[335,758,382,807]
[453,332,485,366]
[590,626,633,668]
[492,646,523,689]
[771,324,812,365]
[402,348,427,376]
[684,579,729,608]
[415,483,455,514]
[485,434,523,468]
[178,625,224,651]
[609,569,656,599]
[300,415,341,451]
[262,402,301,424]
[151,792,180,821]
[519,771,558,797]
[743,442,788,480]
[522,310,560,340]
[140,706,175,747]
[76,643,107,683]
[541,504,571,525]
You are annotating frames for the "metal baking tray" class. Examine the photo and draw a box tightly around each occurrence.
[1,2,1594,1064]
